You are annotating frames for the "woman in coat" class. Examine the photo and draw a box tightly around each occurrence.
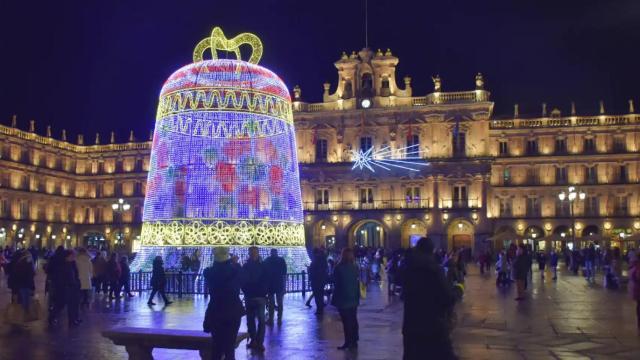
[331,247,360,350]
[75,248,93,305]
[148,256,172,306]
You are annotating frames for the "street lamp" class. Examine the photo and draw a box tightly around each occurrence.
[558,186,586,248]
[111,198,131,249]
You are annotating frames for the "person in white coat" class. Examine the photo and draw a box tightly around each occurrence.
[76,248,94,305]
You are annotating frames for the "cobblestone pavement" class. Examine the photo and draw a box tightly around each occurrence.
[0,265,639,359]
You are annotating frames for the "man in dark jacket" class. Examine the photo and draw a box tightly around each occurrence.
[49,250,82,326]
[203,247,245,360]
[401,237,457,360]
[308,248,328,315]
[241,246,268,352]
[264,248,287,324]
[513,246,529,300]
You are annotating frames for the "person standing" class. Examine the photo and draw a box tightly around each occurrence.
[628,252,640,329]
[400,237,456,360]
[148,256,172,306]
[308,248,328,315]
[75,248,93,305]
[119,255,134,297]
[8,250,35,314]
[203,247,245,360]
[264,248,287,324]
[92,251,108,295]
[549,249,559,280]
[513,246,528,301]
[106,253,122,300]
[332,247,360,351]
[241,247,268,352]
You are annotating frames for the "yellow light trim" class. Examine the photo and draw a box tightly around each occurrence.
[140,221,305,247]
[193,27,263,64]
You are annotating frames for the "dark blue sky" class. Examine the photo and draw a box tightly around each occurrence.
[1,0,639,141]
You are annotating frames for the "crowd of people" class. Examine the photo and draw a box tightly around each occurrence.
[2,240,639,359]
[1,245,136,326]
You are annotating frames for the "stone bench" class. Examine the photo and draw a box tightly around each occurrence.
[102,326,249,360]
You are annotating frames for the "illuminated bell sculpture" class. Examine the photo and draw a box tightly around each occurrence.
[133,27,308,272]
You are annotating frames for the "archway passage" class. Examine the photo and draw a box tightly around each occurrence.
[400,219,427,248]
[351,220,385,248]
[583,225,599,236]
[84,232,108,252]
[524,225,545,251]
[312,220,337,250]
[447,218,475,253]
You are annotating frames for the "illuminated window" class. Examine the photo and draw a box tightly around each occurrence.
[526,139,538,156]
[585,166,597,184]
[405,186,421,207]
[360,137,373,152]
[359,188,374,208]
[499,198,512,217]
[315,139,328,162]
[503,168,511,185]
[406,134,420,158]
[499,141,508,156]
[583,138,595,153]
[555,167,568,185]
[452,131,466,157]
[453,185,467,207]
[555,138,567,154]
[315,189,329,210]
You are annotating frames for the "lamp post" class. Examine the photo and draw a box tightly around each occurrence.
[558,186,586,248]
[111,198,131,250]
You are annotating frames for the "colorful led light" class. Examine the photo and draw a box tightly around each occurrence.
[139,27,306,253]
[351,144,429,172]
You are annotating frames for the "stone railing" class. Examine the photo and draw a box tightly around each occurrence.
[490,114,640,129]
[415,90,491,106]
[0,125,151,153]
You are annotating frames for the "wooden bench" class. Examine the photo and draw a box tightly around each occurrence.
[102,327,249,360]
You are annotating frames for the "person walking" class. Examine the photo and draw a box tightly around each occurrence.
[106,253,122,300]
[584,244,596,283]
[49,250,82,327]
[264,248,287,324]
[119,255,134,298]
[513,246,528,301]
[331,247,360,351]
[537,251,547,279]
[75,248,93,305]
[241,246,268,352]
[203,247,245,360]
[148,256,172,306]
[628,252,640,329]
[400,237,456,360]
[308,248,328,315]
[549,249,559,280]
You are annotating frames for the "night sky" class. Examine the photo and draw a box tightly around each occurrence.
[2,0,639,142]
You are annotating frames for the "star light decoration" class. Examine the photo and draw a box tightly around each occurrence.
[351,144,430,172]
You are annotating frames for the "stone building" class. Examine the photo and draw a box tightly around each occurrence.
[1,48,639,253]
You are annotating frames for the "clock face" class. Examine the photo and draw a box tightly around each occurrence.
[361,98,371,108]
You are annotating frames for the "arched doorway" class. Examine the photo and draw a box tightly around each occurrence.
[553,225,572,250]
[83,232,108,252]
[313,220,337,250]
[349,220,385,248]
[524,225,544,251]
[582,225,599,236]
[400,219,427,248]
[447,218,475,253]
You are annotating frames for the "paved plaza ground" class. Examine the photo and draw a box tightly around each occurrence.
[1,265,639,360]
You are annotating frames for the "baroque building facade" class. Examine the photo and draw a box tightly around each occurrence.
[1,48,639,253]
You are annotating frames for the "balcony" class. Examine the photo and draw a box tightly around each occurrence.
[441,198,480,209]
[303,198,431,211]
